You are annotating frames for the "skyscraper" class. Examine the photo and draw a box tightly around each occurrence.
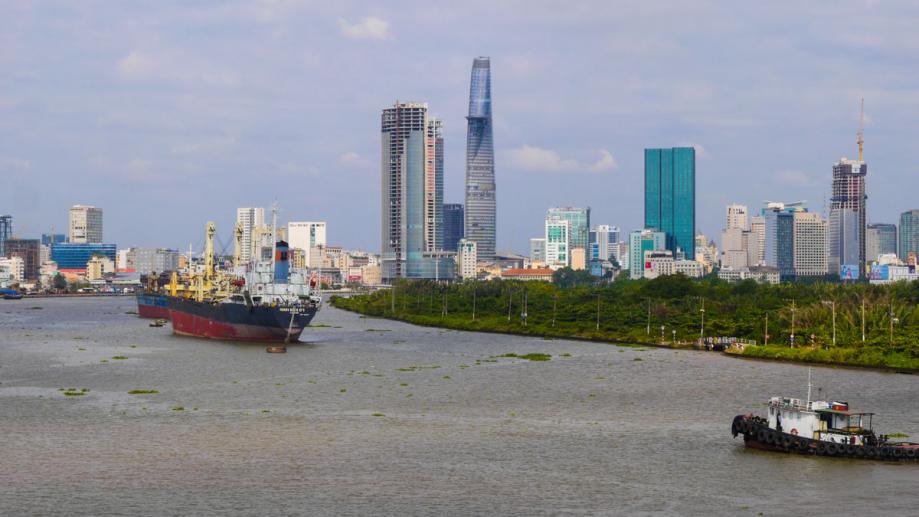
[464,57,496,262]
[0,215,11,257]
[442,203,464,252]
[644,147,696,260]
[547,207,590,251]
[829,157,867,277]
[899,210,919,261]
[763,202,800,280]
[381,101,452,282]
[792,212,828,277]
[829,101,868,278]
[866,223,897,263]
[69,205,103,244]
[425,118,444,252]
[236,207,265,263]
[589,225,620,262]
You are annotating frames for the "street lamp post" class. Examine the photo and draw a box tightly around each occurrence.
[699,297,705,340]
[822,300,836,347]
[672,329,676,345]
[660,325,665,345]
[596,293,601,331]
[764,311,769,346]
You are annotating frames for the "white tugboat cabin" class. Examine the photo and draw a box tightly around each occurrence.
[767,396,874,445]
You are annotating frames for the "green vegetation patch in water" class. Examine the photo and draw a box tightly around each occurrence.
[128,390,159,395]
[111,356,128,360]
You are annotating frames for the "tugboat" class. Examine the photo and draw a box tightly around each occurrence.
[732,371,919,461]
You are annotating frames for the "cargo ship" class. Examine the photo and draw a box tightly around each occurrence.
[166,217,321,343]
[732,371,919,461]
[136,292,171,319]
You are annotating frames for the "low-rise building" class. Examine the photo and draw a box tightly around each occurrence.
[361,264,382,286]
[717,266,780,284]
[0,256,24,283]
[570,247,586,271]
[501,267,554,282]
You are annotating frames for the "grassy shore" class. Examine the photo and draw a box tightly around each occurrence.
[330,275,919,373]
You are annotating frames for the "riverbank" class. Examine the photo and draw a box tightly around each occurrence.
[329,286,919,373]
[724,344,919,373]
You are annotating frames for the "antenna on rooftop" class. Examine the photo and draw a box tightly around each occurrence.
[857,98,865,162]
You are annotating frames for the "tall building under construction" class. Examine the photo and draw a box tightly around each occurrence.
[380,102,453,282]
[829,100,867,279]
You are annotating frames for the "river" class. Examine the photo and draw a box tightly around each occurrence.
[1,297,917,515]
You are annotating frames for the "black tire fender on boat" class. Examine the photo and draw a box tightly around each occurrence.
[797,438,810,452]
[845,444,857,456]
[757,429,767,443]
[854,446,866,457]
[879,447,892,459]
[816,442,827,455]
[781,435,792,449]
[892,447,905,459]
[866,447,878,458]
[906,448,917,459]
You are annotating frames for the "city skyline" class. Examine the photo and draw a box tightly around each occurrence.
[2,2,919,254]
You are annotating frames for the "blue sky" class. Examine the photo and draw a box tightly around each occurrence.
[2,1,918,254]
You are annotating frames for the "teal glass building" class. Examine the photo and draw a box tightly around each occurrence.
[899,210,919,261]
[644,147,695,260]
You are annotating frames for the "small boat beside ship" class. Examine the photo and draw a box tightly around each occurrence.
[732,373,919,461]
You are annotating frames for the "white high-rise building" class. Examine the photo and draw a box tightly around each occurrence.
[457,239,477,279]
[288,221,327,268]
[236,207,265,263]
[544,217,570,269]
[69,205,103,244]
[793,212,829,277]
[726,204,749,230]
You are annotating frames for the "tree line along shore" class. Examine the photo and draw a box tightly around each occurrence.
[330,274,919,372]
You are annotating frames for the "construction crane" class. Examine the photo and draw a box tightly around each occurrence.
[857,97,865,162]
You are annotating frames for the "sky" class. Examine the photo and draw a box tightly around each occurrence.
[2,1,919,255]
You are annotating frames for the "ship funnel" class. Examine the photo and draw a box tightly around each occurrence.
[274,240,289,283]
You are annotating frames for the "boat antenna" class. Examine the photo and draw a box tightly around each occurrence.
[806,367,812,407]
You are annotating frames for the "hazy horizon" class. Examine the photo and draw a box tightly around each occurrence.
[3,1,918,254]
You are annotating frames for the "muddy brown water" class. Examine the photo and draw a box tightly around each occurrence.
[1,297,918,515]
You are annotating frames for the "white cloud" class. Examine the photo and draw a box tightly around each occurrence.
[589,149,617,171]
[338,17,391,40]
[506,145,577,172]
[506,145,616,173]
[775,169,810,186]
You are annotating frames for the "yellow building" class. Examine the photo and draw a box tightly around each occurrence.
[570,247,586,270]
[86,255,115,280]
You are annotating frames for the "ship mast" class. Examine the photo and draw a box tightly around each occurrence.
[270,201,278,276]
[806,367,813,408]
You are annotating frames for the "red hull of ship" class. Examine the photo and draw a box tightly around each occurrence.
[138,304,171,319]
[169,309,302,342]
